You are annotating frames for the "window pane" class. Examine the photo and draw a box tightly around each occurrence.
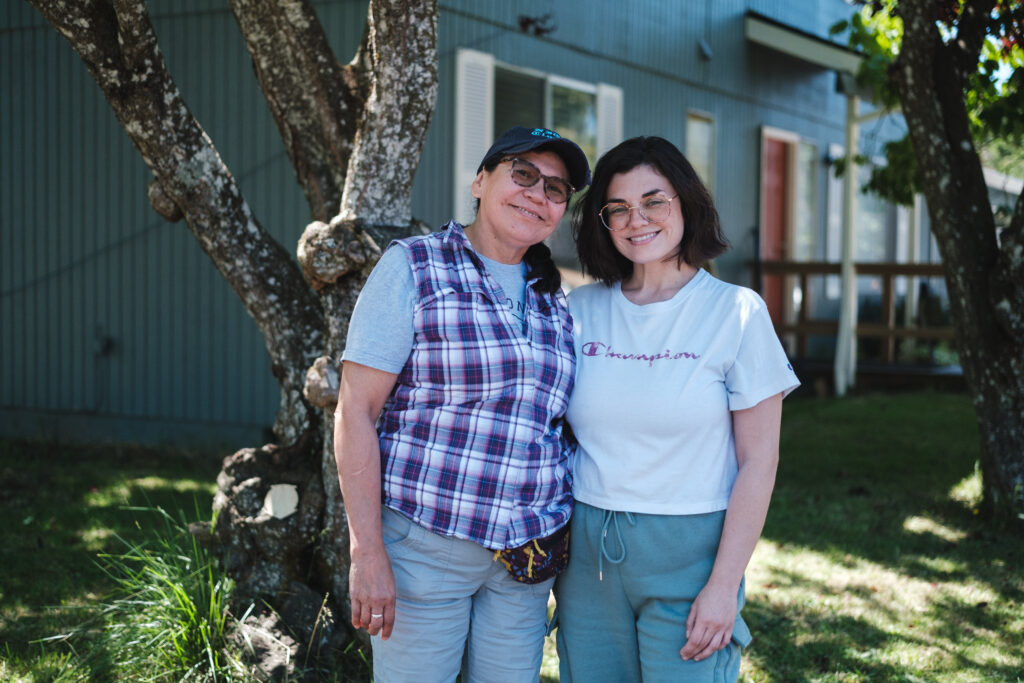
[686,113,714,192]
[494,68,544,138]
[793,141,817,261]
[856,163,894,262]
[551,84,597,167]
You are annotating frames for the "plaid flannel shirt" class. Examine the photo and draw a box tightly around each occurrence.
[378,221,576,551]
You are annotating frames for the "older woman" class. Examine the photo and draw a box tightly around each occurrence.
[334,126,590,682]
[554,136,799,682]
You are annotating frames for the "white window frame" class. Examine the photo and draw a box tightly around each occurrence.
[545,73,597,125]
[453,48,623,225]
[685,109,716,194]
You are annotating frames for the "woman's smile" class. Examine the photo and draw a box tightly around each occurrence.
[626,228,661,245]
[606,164,685,270]
[510,202,545,222]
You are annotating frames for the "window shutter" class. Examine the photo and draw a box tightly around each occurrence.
[595,83,623,158]
[453,49,494,226]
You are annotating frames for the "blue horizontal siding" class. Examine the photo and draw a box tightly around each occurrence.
[2,0,899,444]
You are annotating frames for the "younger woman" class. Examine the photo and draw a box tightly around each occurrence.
[555,136,799,682]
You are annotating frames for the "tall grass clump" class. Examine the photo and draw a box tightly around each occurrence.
[97,505,241,681]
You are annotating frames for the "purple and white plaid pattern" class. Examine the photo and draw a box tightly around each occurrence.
[378,221,576,551]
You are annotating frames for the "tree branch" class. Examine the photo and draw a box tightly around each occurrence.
[953,0,998,77]
[339,0,438,227]
[892,3,989,355]
[28,0,324,443]
[228,0,368,221]
[895,2,995,254]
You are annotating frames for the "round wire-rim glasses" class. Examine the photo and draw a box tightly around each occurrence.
[599,194,679,231]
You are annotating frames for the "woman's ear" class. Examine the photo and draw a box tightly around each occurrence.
[470,170,486,199]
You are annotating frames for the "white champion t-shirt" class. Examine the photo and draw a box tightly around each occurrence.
[565,269,800,515]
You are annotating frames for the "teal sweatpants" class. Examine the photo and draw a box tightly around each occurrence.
[553,501,751,682]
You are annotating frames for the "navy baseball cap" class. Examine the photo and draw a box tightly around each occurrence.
[478,126,591,190]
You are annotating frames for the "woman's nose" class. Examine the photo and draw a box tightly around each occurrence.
[522,181,546,203]
[626,205,647,228]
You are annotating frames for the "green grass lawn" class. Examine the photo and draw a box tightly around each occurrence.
[0,441,223,681]
[743,392,1022,682]
[2,392,1022,681]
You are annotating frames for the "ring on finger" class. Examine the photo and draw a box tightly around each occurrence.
[370,613,384,619]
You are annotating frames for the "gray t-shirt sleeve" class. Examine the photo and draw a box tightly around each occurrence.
[341,245,415,374]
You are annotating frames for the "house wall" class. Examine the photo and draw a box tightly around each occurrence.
[1,0,366,445]
[1,0,900,445]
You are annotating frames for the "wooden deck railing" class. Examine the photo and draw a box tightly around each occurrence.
[757,261,956,363]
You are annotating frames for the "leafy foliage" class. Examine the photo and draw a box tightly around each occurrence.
[861,136,921,206]
[829,0,1024,205]
[829,6,903,108]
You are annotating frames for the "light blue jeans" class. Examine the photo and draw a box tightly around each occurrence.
[371,507,555,682]
[554,502,751,682]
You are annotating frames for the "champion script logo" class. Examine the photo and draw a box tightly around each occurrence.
[581,341,701,368]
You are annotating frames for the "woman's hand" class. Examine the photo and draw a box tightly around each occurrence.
[335,361,402,640]
[349,543,397,639]
[680,580,736,661]
[680,393,784,662]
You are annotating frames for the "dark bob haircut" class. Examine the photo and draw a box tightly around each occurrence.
[572,136,729,283]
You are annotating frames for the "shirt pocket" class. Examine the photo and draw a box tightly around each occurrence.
[412,287,525,405]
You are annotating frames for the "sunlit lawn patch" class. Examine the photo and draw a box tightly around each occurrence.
[739,393,1023,682]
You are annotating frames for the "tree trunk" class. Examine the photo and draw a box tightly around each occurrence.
[27,0,439,670]
[299,0,439,621]
[893,0,1024,524]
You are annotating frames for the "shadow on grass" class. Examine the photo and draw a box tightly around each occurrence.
[774,392,1016,549]
[0,438,224,671]
[746,392,1024,680]
[745,596,1024,681]
[744,603,908,680]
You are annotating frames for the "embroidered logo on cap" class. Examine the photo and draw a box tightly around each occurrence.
[531,128,561,139]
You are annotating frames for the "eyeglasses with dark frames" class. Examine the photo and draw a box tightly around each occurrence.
[599,194,678,231]
[501,157,575,204]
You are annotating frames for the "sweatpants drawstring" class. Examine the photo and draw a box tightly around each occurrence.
[599,509,636,581]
